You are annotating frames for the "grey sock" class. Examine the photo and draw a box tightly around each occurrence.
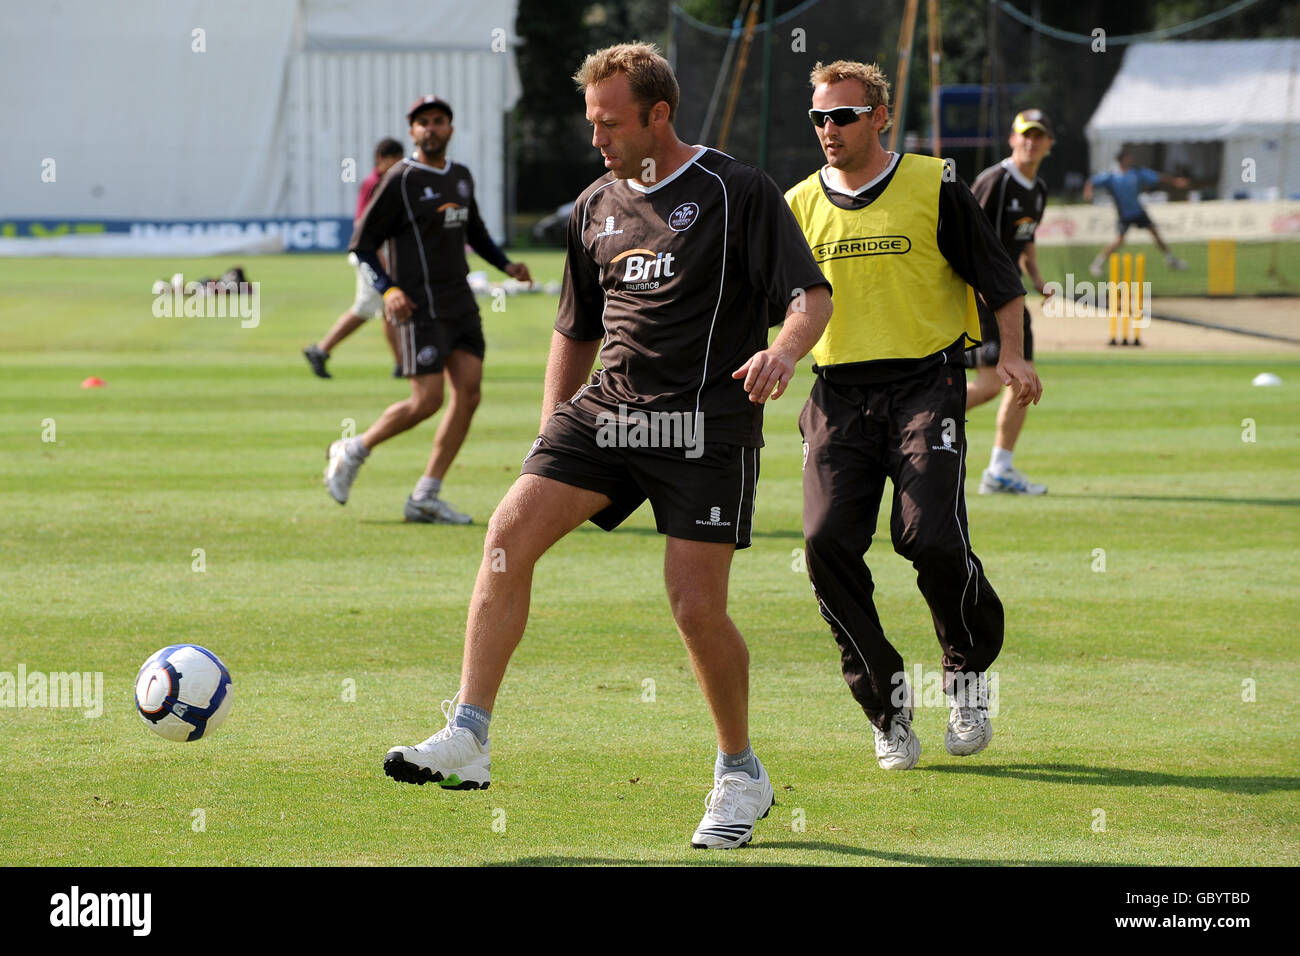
[453,703,491,745]
[413,476,441,500]
[715,744,760,780]
[345,437,369,460]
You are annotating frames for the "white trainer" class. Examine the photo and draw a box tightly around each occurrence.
[323,440,363,504]
[691,760,775,849]
[1088,258,1105,278]
[946,672,993,757]
[403,494,472,524]
[873,709,921,770]
[979,466,1047,495]
[1166,255,1188,271]
[383,698,490,790]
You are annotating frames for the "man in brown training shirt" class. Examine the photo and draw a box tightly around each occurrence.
[382,43,832,851]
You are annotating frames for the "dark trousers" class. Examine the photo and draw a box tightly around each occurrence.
[799,366,1004,730]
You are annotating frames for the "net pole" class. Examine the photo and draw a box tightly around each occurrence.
[889,0,919,153]
[759,0,775,169]
[928,0,941,157]
[718,0,761,152]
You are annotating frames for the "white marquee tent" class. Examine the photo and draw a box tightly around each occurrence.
[1,0,521,252]
[1085,39,1300,200]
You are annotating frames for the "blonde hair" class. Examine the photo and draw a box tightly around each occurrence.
[573,42,679,123]
[810,60,892,132]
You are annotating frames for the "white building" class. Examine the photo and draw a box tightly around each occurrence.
[1,0,520,253]
[1086,39,1300,200]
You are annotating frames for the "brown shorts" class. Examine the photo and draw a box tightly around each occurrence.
[391,310,485,377]
[520,403,758,548]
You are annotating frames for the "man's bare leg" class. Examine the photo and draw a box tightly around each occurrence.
[423,350,483,481]
[994,365,1034,452]
[966,364,1003,411]
[361,371,444,450]
[318,310,367,355]
[460,475,612,711]
[663,537,749,754]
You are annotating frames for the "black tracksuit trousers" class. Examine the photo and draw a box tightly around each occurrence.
[799,365,1004,730]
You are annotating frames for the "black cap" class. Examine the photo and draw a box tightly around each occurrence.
[407,95,453,124]
[1012,109,1053,137]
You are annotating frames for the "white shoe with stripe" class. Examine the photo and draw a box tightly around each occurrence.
[691,760,774,849]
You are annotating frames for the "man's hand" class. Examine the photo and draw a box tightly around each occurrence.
[997,353,1043,408]
[732,345,797,404]
[731,284,832,403]
[1082,181,1093,202]
[505,262,533,284]
[384,287,414,323]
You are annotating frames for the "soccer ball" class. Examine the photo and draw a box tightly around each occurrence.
[134,644,233,742]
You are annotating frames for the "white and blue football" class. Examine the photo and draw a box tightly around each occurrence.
[134,644,233,742]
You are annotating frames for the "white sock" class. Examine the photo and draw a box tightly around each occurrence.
[345,437,369,460]
[413,476,441,500]
[990,447,1013,473]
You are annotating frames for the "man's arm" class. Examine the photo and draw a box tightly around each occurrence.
[991,294,1041,407]
[937,177,1042,406]
[732,285,832,403]
[349,169,411,320]
[1020,242,1050,296]
[465,194,531,282]
[539,331,601,431]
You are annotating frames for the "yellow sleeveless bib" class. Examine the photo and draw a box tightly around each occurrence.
[785,154,981,366]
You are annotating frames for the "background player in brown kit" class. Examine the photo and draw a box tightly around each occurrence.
[302,137,405,380]
[786,61,1041,771]
[322,96,532,523]
[382,43,832,850]
[965,109,1055,495]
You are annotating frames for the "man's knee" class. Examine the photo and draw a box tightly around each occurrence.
[804,509,859,565]
[894,524,967,571]
[410,388,444,419]
[452,383,482,413]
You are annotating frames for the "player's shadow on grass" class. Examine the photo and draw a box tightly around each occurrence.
[926,762,1300,795]
[1051,492,1300,508]
[500,846,1087,866]
[567,525,805,541]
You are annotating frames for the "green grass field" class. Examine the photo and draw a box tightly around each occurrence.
[1,253,1296,866]
[1036,239,1300,297]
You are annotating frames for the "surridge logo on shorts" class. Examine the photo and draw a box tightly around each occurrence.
[812,235,911,263]
[668,202,699,231]
[611,247,675,292]
[696,504,731,528]
[417,345,439,367]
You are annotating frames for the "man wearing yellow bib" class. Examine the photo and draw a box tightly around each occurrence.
[785,61,1042,770]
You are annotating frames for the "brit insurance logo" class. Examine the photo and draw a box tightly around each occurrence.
[668,202,699,231]
[611,247,675,292]
[812,235,910,263]
[438,202,470,226]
